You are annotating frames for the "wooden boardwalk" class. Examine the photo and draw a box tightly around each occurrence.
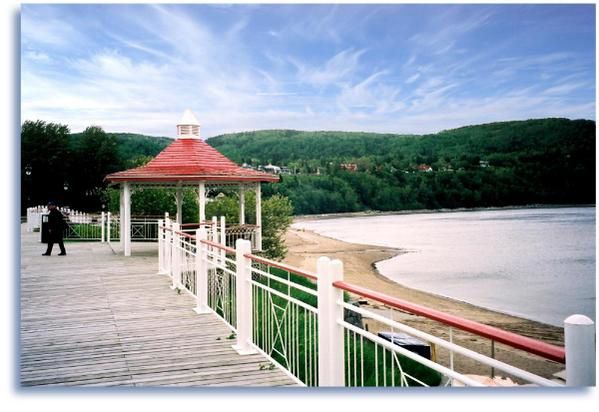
[20,226,298,387]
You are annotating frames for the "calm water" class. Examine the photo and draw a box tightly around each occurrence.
[293,207,596,326]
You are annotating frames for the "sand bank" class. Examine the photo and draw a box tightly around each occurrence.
[283,226,565,382]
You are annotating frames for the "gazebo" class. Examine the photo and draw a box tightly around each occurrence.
[106,110,279,256]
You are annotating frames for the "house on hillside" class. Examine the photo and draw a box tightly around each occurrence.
[417,164,433,172]
[262,164,282,174]
[340,163,358,172]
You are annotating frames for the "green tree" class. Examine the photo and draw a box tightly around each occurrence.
[206,192,293,260]
[68,126,120,210]
[261,195,294,260]
[21,120,71,212]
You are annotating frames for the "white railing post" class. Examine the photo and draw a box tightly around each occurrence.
[220,215,226,261]
[164,217,172,277]
[211,216,218,243]
[194,227,211,314]
[157,219,164,274]
[170,222,181,290]
[565,314,595,386]
[38,212,43,238]
[255,183,262,251]
[107,212,112,244]
[101,212,106,243]
[233,238,256,355]
[317,257,346,386]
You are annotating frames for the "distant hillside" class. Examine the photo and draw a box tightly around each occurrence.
[71,132,172,168]
[70,119,594,215]
[206,118,595,214]
[207,129,419,164]
[207,118,594,168]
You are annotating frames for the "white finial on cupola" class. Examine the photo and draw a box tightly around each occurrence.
[177,109,201,139]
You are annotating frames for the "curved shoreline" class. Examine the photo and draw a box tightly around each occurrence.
[283,225,565,380]
[293,203,595,221]
[371,252,565,328]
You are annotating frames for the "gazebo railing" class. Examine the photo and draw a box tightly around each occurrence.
[25,206,260,251]
[226,224,258,250]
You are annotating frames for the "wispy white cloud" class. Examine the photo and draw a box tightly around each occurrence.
[405,73,421,84]
[543,82,587,95]
[23,50,51,62]
[291,48,367,87]
[21,14,85,49]
[410,8,493,55]
[337,70,404,114]
[20,4,595,138]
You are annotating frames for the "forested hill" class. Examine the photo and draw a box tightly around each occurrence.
[27,118,592,215]
[206,118,595,214]
[70,132,172,168]
[207,118,593,168]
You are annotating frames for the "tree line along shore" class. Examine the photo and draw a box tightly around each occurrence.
[22,118,595,217]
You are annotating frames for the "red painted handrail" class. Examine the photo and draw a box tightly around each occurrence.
[175,231,196,240]
[200,239,236,255]
[333,280,566,364]
[181,222,215,227]
[244,253,318,281]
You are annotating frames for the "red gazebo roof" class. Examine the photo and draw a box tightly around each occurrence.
[106,138,279,184]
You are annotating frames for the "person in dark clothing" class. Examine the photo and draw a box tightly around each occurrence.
[42,201,67,256]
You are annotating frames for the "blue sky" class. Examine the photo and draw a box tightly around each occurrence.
[21,3,596,138]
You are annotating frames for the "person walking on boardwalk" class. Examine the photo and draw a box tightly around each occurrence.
[42,201,67,256]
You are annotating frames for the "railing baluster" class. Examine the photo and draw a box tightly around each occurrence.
[491,339,495,378]
[194,228,210,314]
[449,326,454,374]
[170,222,181,290]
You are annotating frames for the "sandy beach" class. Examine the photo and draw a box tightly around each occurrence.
[283,225,566,383]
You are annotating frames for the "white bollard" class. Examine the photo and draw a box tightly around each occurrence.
[232,239,256,355]
[565,314,595,386]
[194,227,211,314]
[317,257,346,386]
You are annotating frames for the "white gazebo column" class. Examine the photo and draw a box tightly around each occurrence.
[198,182,206,223]
[255,183,262,251]
[175,186,183,225]
[119,184,125,249]
[123,182,132,257]
[239,185,245,225]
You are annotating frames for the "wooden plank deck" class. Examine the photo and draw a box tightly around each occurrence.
[19,226,299,387]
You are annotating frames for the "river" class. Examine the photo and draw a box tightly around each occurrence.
[292,207,596,327]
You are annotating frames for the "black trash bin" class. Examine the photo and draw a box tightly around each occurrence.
[40,213,50,243]
[378,332,432,360]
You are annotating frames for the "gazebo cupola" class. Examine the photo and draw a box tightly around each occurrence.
[177,109,201,138]
[106,109,279,256]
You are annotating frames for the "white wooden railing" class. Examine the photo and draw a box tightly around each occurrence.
[26,207,259,250]
[157,218,596,388]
